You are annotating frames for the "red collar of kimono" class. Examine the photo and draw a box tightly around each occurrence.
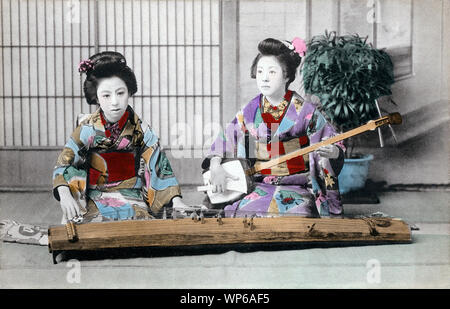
[100,109,130,138]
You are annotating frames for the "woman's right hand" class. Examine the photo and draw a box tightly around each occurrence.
[209,157,239,193]
[57,186,81,224]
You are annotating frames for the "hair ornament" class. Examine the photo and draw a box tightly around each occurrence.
[78,59,94,74]
[291,37,307,57]
[284,41,295,51]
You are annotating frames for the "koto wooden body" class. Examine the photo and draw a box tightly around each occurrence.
[48,217,411,262]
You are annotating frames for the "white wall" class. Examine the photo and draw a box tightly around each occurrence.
[442,0,449,101]
[392,0,445,114]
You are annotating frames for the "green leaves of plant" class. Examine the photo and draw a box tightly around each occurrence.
[302,31,395,130]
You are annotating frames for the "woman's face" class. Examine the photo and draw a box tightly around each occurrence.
[96,76,129,123]
[256,55,288,98]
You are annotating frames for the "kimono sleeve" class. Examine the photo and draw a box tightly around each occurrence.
[201,109,247,170]
[139,123,182,215]
[52,124,88,201]
[306,109,346,217]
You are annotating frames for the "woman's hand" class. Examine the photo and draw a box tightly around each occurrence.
[209,156,239,193]
[316,144,340,159]
[57,186,81,224]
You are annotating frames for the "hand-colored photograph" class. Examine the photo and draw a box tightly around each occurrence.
[0,0,448,293]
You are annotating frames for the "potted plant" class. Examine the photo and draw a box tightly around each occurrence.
[302,31,396,194]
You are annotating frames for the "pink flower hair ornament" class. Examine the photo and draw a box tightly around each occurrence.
[284,37,307,57]
[78,59,94,74]
[291,37,307,57]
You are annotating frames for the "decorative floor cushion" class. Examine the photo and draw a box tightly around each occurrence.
[0,219,48,246]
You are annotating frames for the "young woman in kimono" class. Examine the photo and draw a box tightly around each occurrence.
[202,38,345,218]
[53,51,187,223]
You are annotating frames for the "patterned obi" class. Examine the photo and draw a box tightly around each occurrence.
[255,136,309,176]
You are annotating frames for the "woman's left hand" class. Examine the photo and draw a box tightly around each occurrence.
[316,144,340,159]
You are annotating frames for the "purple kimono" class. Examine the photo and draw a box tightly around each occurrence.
[203,91,345,218]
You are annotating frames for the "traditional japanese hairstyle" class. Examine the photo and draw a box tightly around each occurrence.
[79,51,138,105]
[250,37,307,90]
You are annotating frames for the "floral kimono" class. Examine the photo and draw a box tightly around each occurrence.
[53,106,181,222]
[203,91,345,218]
